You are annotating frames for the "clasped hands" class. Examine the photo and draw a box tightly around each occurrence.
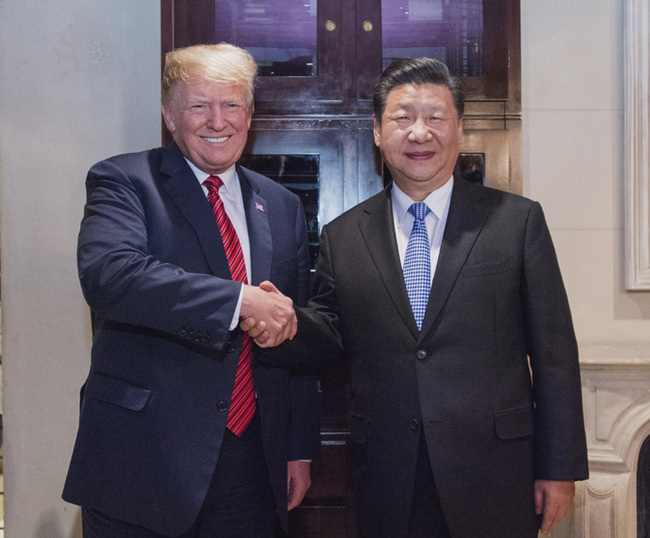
[239,281,295,348]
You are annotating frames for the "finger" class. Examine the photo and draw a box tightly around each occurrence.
[253,330,272,347]
[239,316,256,332]
[288,481,309,510]
[248,324,271,346]
[288,495,300,511]
[247,321,267,339]
[279,315,296,344]
[540,507,557,535]
[286,474,298,510]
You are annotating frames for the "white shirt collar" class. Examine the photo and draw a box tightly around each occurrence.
[392,176,454,226]
[185,159,239,195]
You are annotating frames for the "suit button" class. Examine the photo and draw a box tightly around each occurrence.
[226,343,235,353]
[410,419,419,431]
[217,400,228,413]
[416,349,427,360]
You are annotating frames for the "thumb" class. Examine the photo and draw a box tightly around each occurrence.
[259,280,280,293]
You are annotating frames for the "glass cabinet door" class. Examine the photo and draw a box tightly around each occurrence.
[381,0,484,76]
[216,1,318,77]
[355,0,517,106]
[163,0,519,115]
[162,0,347,114]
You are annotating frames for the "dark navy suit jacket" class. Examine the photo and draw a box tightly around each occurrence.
[63,143,320,535]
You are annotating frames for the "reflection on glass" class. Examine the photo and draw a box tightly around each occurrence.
[454,153,484,185]
[382,0,483,77]
[239,154,320,269]
[216,0,317,76]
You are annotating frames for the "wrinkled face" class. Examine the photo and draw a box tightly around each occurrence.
[162,79,252,175]
[373,83,463,201]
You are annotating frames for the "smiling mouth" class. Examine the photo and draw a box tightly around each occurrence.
[201,135,230,143]
[406,151,435,160]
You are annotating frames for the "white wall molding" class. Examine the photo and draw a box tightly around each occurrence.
[578,348,650,537]
[625,0,650,290]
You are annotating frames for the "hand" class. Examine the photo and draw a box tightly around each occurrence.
[534,480,575,534]
[240,281,297,348]
[287,460,311,510]
[239,315,276,347]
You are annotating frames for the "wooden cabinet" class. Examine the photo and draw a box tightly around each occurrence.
[163,0,519,118]
[161,2,520,535]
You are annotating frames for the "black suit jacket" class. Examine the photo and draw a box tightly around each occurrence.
[62,143,320,535]
[287,178,588,537]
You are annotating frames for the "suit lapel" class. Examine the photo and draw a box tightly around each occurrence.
[159,144,230,277]
[238,166,272,285]
[418,179,490,341]
[358,186,421,340]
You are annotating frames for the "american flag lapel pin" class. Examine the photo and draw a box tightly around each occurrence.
[255,201,264,212]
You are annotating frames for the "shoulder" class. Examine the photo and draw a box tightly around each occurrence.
[454,179,540,215]
[325,188,388,230]
[89,146,167,178]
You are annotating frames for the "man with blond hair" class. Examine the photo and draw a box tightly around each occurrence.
[63,43,319,538]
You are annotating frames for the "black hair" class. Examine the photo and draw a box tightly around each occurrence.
[372,57,465,121]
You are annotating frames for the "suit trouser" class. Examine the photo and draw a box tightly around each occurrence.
[82,412,277,538]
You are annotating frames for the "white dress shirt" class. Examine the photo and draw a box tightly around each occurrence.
[186,159,248,329]
[391,177,454,284]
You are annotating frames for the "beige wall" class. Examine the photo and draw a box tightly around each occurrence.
[522,0,650,348]
[0,0,647,537]
[0,1,160,536]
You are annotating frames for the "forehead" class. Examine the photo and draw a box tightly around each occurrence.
[170,79,247,103]
[384,83,454,111]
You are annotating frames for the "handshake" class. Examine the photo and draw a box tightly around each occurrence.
[239,281,296,348]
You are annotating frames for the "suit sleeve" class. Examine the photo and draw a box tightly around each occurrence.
[77,159,240,350]
[522,202,589,480]
[275,224,345,373]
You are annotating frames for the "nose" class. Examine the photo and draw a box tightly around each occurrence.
[207,107,226,130]
[408,118,432,143]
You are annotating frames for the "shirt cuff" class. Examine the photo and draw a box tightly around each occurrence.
[229,283,244,331]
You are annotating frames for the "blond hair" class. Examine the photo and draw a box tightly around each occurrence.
[162,43,257,111]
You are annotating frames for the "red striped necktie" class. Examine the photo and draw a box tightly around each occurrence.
[204,175,255,436]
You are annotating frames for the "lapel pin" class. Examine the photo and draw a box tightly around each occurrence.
[255,201,264,212]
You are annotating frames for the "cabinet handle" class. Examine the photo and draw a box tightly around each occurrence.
[325,20,336,31]
[363,20,374,32]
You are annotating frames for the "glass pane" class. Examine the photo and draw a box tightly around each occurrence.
[455,153,484,185]
[215,0,317,77]
[239,154,320,270]
[382,0,484,77]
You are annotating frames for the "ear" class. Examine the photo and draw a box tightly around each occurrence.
[161,104,176,132]
[372,114,381,148]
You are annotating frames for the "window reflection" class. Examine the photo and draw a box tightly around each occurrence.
[239,154,320,269]
[454,153,485,185]
[216,0,317,77]
[382,0,484,77]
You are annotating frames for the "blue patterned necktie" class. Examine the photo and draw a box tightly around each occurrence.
[403,202,432,330]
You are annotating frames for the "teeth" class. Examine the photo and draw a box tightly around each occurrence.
[202,136,228,143]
